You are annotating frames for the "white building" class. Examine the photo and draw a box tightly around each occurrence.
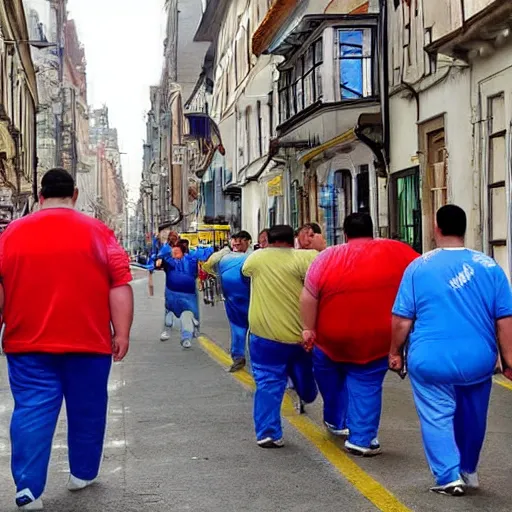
[387,0,512,276]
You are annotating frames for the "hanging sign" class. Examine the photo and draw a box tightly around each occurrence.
[268,175,283,197]
[172,145,186,165]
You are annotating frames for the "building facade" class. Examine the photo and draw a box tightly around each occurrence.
[0,0,39,222]
[89,107,126,240]
[387,0,512,276]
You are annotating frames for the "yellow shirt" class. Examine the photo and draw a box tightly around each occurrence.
[242,248,318,343]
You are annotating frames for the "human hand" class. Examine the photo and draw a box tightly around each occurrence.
[311,234,327,252]
[112,336,130,362]
[388,353,403,372]
[302,329,316,352]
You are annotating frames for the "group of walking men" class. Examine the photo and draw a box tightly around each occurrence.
[205,206,512,498]
[0,168,511,510]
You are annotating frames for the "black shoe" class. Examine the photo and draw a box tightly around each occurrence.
[228,358,246,373]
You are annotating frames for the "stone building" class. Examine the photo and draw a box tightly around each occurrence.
[0,0,39,222]
[89,107,126,239]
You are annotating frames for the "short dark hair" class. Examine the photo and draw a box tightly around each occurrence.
[436,205,466,237]
[343,213,374,239]
[308,222,322,234]
[259,229,269,237]
[268,225,294,246]
[41,168,75,199]
[237,230,252,241]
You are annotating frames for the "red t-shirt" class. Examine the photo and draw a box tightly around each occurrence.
[0,208,132,355]
[305,239,419,364]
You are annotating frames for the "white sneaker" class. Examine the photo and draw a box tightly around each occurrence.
[324,421,349,436]
[257,437,284,448]
[19,499,43,511]
[160,331,170,342]
[430,478,466,496]
[461,471,479,489]
[181,339,192,349]
[345,439,382,457]
[16,490,43,510]
[67,475,96,492]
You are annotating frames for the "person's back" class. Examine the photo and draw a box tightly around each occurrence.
[243,247,317,343]
[391,204,512,496]
[242,225,318,448]
[312,239,418,364]
[218,251,250,305]
[395,248,508,385]
[0,168,134,511]
[1,208,129,355]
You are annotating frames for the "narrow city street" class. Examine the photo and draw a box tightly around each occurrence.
[1,274,512,512]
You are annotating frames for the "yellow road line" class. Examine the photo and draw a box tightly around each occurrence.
[198,336,411,512]
[494,374,512,391]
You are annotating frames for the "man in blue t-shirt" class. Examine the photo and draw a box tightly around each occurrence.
[390,205,512,497]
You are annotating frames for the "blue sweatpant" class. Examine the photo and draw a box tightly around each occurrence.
[313,347,388,448]
[7,353,112,500]
[410,376,492,485]
[229,322,248,360]
[249,335,318,442]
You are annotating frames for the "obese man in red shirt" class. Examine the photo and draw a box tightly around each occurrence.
[300,213,418,456]
[0,169,134,511]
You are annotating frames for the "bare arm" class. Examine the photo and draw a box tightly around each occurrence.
[497,317,512,369]
[300,287,318,331]
[110,284,134,362]
[389,315,413,371]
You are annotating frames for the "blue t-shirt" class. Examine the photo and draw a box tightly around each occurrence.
[393,248,512,385]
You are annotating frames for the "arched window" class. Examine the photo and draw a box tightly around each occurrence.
[245,106,252,164]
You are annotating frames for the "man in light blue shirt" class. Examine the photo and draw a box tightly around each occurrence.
[390,205,512,497]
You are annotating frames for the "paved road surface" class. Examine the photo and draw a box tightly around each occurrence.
[0,272,511,511]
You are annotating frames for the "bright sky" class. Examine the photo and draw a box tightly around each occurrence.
[67,0,166,201]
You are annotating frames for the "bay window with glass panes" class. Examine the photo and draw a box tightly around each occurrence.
[278,38,323,124]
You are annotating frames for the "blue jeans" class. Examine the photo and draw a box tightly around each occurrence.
[7,353,112,500]
[410,376,492,485]
[250,335,317,441]
[313,347,388,448]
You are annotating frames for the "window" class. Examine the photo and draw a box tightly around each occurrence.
[245,106,252,164]
[321,170,352,246]
[337,28,374,99]
[278,71,290,123]
[257,100,263,157]
[488,93,508,273]
[357,165,370,213]
[391,167,422,253]
[268,91,274,138]
[278,38,323,123]
[290,180,300,230]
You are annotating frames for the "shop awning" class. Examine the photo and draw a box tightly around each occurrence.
[185,113,225,178]
[298,128,357,165]
[185,113,223,147]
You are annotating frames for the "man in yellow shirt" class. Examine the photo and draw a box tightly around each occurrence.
[242,225,318,448]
